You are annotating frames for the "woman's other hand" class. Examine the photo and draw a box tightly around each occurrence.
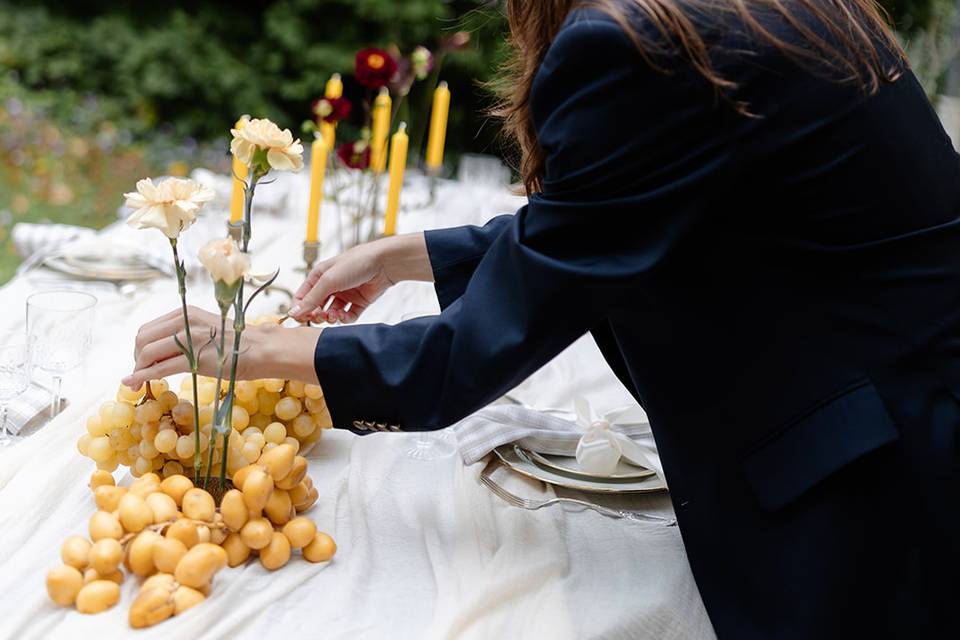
[122,306,322,389]
[289,232,433,324]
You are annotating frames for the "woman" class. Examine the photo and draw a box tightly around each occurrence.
[127,0,960,636]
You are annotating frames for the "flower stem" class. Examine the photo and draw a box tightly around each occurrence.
[203,311,228,491]
[220,301,243,492]
[170,239,202,485]
[216,169,256,492]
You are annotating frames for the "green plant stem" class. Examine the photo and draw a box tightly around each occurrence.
[217,170,257,492]
[203,311,228,491]
[170,238,202,485]
[220,297,243,492]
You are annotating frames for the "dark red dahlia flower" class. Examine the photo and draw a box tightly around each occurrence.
[355,48,398,89]
[337,141,371,170]
[313,97,352,124]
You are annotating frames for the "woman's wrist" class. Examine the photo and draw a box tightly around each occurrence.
[380,232,434,284]
[258,324,324,384]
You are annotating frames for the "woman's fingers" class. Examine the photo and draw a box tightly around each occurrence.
[291,269,341,321]
[122,354,188,389]
[134,333,183,373]
[341,302,365,324]
[324,298,349,324]
[134,309,183,355]
[293,260,333,304]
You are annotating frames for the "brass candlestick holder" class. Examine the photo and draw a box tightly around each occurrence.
[227,220,243,243]
[300,240,321,273]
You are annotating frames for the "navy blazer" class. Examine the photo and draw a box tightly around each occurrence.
[315,7,960,637]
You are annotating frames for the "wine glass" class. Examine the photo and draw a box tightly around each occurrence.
[26,290,97,417]
[0,334,31,447]
[400,310,457,461]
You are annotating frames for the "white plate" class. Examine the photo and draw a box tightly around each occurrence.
[44,255,163,282]
[523,448,654,481]
[494,445,667,494]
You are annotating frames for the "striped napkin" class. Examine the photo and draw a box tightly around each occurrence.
[5,383,59,436]
[11,222,96,260]
[453,403,662,480]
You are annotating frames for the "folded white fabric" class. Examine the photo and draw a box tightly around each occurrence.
[11,222,96,260]
[4,382,54,436]
[454,399,664,482]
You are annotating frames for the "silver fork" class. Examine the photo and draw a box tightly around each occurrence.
[480,458,677,526]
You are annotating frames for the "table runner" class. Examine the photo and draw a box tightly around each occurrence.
[0,173,714,639]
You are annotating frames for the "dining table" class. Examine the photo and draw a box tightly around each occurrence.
[0,167,715,639]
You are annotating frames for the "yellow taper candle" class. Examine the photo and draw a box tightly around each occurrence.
[383,122,409,237]
[305,136,328,244]
[229,118,248,223]
[320,73,343,152]
[370,87,392,174]
[425,81,450,174]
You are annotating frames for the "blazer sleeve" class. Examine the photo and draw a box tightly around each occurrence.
[424,214,513,310]
[314,13,730,431]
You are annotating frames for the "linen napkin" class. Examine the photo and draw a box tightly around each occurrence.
[3,382,58,436]
[453,399,664,482]
[11,222,97,260]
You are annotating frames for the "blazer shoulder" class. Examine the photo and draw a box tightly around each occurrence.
[548,7,637,64]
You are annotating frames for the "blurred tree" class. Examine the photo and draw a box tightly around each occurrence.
[0,0,509,161]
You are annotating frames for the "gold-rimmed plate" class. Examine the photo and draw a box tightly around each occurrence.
[44,255,163,282]
[493,445,667,494]
[523,448,655,482]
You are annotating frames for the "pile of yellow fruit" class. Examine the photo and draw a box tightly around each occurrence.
[76,378,330,479]
[47,442,336,628]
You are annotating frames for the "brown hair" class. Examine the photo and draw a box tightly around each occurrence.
[494,0,905,195]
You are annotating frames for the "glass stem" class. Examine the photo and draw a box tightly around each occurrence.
[50,376,63,418]
[1,405,9,440]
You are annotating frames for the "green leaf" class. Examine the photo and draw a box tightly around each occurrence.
[173,333,193,361]
[243,268,281,315]
[214,390,234,436]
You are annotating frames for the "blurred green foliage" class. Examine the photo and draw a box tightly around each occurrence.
[0,0,508,283]
[0,0,508,156]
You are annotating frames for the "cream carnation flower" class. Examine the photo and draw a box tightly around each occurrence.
[124,177,215,239]
[198,237,250,285]
[230,117,304,173]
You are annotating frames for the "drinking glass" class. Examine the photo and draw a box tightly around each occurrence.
[0,335,31,447]
[26,290,97,417]
[400,310,457,461]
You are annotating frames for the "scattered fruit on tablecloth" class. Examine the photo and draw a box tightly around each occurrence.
[50,419,336,627]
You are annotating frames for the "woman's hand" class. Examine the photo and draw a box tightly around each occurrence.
[289,232,433,323]
[122,306,322,389]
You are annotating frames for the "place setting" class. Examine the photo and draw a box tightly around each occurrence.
[448,395,675,526]
[0,288,97,446]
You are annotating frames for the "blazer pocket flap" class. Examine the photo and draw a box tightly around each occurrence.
[742,380,899,512]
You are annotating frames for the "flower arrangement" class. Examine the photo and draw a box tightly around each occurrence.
[55,117,336,627]
[303,37,466,249]
[121,118,305,491]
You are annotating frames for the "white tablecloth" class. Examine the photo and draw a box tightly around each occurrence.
[0,171,714,639]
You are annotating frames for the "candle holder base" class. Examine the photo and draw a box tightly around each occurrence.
[227,221,243,243]
[427,171,440,207]
[298,241,321,273]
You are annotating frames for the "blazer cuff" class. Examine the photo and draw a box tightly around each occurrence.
[313,325,377,434]
[314,324,419,435]
[424,229,487,310]
[424,215,513,310]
